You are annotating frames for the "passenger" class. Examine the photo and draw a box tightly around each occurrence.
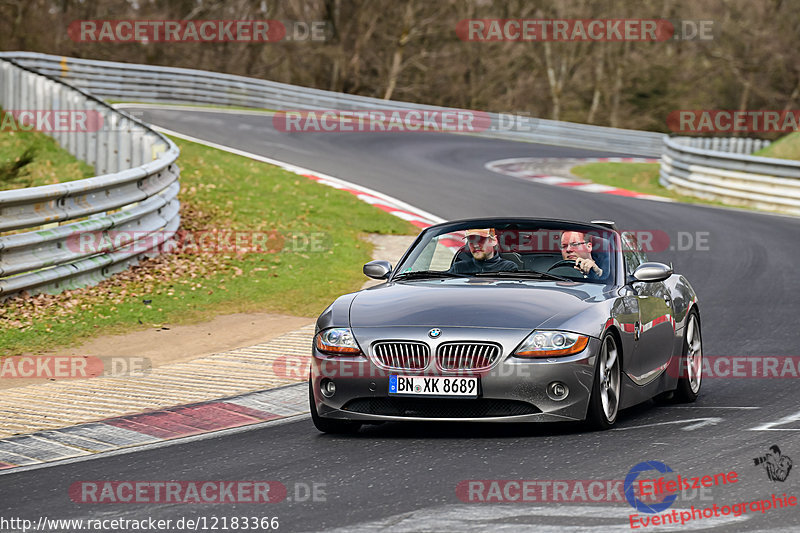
[450,228,518,274]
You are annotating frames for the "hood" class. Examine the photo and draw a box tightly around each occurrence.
[349,279,609,329]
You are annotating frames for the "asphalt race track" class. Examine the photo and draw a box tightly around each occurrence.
[2,107,799,532]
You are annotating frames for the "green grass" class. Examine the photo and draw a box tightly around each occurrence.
[571,162,666,196]
[0,136,417,355]
[570,162,734,206]
[0,108,94,190]
[753,132,800,160]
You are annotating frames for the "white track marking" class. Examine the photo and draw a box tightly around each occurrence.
[748,409,800,431]
[613,417,722,431]
[664,406,760,410]
[307,504,746,532]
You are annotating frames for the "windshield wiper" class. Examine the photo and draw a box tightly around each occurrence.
[393,270,468,280]
[473,270,573,282]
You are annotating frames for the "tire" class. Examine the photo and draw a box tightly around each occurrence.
[309,379,362,434]
[587,333,621,430]
[673,311,702,403]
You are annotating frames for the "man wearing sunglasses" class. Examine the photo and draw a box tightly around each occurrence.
[560,231,604,278]
[450,228,518,274]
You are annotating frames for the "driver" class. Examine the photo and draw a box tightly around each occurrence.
[560,231,604,278]
[450,228,518,274]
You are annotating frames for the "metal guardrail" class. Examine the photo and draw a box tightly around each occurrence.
[1,52,795,302]
[0,57,180,298]
[0,52,666,157]
[670,136,772,154]
[660,136,800,215]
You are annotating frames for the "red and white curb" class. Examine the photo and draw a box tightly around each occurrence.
[0,384,307,472]
[486,157,675,203]
[140,124,445,230]
[301,173,439,229]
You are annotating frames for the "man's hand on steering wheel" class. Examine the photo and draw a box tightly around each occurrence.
[575,257,602,276]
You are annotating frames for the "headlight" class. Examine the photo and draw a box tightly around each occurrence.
[315,328,362,355]
[514,330,589,357]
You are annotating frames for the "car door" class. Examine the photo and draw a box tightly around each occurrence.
[622,233,674,383]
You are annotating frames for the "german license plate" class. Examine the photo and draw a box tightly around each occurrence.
[389,375,478,397]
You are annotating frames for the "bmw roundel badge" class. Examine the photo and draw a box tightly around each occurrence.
[428,328,442,338]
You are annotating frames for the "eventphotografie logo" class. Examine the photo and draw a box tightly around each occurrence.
[625,461,678,514]
[625,461,738,513]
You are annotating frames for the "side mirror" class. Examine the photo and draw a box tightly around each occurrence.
[632,262,673,283]
[363,260,392,280]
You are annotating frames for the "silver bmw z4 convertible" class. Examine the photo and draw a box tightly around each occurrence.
[309,218,702,432]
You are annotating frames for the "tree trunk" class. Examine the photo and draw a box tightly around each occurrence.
[609,41,630,128]
[383,3,414,101]
[543,41,561,120]
[587,50,604,124]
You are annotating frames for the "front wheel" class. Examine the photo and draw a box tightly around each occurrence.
[587,333,621,430]
[309,379,362,434]
[673,311,702,403]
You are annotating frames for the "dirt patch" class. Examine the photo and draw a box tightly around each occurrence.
[1,313,313,389]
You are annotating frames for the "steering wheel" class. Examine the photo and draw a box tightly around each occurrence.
[547,259,578,272]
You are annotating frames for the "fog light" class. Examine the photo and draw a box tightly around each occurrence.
[321,379,336,398]
[547,381,569,401]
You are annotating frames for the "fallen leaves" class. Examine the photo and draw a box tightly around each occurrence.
[0,199,238,332]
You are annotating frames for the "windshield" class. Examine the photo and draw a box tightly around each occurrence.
[393,221,618,284]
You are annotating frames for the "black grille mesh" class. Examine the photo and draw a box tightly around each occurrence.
[342,397,540,418]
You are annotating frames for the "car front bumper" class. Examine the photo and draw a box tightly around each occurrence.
[310,335,600,423]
